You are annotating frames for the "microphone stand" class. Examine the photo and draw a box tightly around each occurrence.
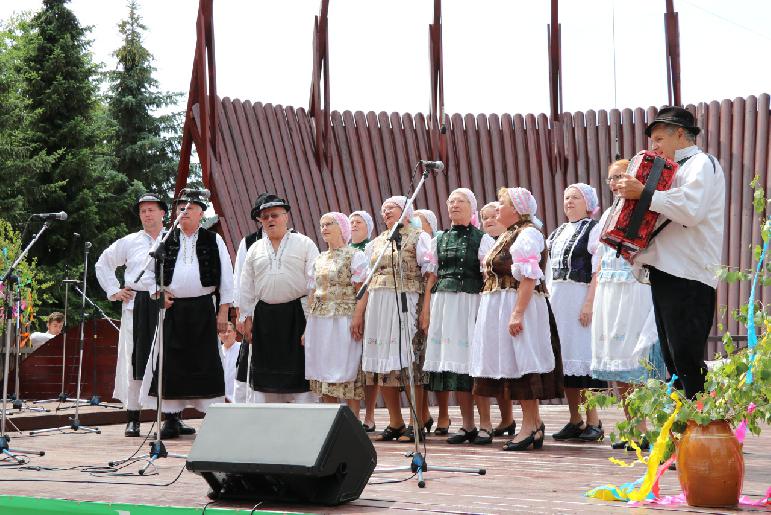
[34,278,81,406]
[30,242,100,436]
[108,199,193,473]
[358,162,485,488]
[1,222,49,461]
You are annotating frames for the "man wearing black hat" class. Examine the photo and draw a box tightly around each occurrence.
[238,194,319,402]
[616,106,725,398]
[96,192,167,437]
[143,190,235,438]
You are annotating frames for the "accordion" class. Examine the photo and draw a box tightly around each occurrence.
[600,151,678,262]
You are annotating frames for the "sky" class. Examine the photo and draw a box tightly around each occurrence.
[2,0,770,117]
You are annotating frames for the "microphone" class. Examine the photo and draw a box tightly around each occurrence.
[180,188,211,199]
[31,211,68,221]
[420,160,445,171]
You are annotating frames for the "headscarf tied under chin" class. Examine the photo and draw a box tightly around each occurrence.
[414,209,438,236]
[381,195,414,222]
[323,211,352,244]
[567,182,600,217]
[349,210,374,239]
[506,187,544,229]
[450,188,480,228]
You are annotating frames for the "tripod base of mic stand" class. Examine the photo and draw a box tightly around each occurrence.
[0,435,45,462]
[375,451,485,488]
[28,417,101,436]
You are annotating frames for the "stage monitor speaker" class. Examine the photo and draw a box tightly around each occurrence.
[186,403,377,506]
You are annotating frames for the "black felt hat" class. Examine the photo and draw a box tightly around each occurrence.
[645,106,701,137]
[255,194,290,217]
[134,192,168,215]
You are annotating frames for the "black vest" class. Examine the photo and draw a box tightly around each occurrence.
[432,225,485,294]
[547,219,597,284]
[160,228,221,288]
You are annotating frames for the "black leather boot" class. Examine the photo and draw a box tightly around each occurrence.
[124,410,141,437]
[160,412,180,439]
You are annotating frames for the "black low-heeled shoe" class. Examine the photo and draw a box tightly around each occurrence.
[493,421,516,437]
[434,419,451,436]
[503,423,545,451]
[423,417,434,434]
[378,424,406,441]
[362,422,376,433]
[447,427,478,444]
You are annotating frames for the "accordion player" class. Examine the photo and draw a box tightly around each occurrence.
[600,150,678,262]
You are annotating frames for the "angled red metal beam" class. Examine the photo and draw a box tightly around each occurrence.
[664,0,682,106]
[428,0,446,163]
[547,0,565,175]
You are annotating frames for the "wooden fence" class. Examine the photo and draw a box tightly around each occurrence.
[203,93,771,355]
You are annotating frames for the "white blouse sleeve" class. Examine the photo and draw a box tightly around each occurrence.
[588,220,603,273]
[478,234,495,272]
[350,250,368,284]
[510,227,545,282]
[416,231,437,275]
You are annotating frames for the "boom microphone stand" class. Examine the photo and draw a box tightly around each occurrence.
[1,221,48,461]
[357,162,485,488]
[30,241,100,436]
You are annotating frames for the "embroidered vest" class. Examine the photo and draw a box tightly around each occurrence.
[432,225,485,294]
[482,223,548,294]
[160,228,221,288]
[369,226,424,293]
[309,247,358,317]
[547,219,597,284]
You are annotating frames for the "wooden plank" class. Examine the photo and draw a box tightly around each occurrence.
[477,114,496,209]
[488,114,507,202]
[573,110,588,184]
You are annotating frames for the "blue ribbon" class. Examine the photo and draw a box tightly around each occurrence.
[746,217,771,384]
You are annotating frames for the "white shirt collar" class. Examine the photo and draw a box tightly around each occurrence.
[674,145,700,162]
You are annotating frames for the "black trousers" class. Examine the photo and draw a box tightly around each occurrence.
[648,267,716,398]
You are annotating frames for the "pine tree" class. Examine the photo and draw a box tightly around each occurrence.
[107,0,182,205]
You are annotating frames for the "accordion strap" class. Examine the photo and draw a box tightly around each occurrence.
[624,155,666,240]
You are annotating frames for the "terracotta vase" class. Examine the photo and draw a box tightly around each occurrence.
[677,419,744,507]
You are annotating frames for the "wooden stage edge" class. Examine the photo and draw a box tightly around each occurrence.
[0,406,769,514]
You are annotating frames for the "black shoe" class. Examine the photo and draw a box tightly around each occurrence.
[578,422,604,442]
[473,428,493,445]
[124,410,140,437]
[362,422,376,433]
[160,414,180,440]
[434,419,451,436]
[378,424,406,441]
[447,427,478,444]
[177,418,196,436]
[503,423,545,451]
[551,420,585,440]
[423,417,434,434]
[493,421,516,437]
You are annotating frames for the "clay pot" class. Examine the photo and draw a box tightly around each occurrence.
[677,419,744,507]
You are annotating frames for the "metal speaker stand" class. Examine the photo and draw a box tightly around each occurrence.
[358,161,486,488]
[35,278,81,405]
[30,241,100,436]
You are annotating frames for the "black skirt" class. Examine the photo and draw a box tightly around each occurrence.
[132,291,159,380]
[149,294,225,399]
[250,299,308,394]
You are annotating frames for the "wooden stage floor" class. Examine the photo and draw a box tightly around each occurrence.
[1,405,769,514]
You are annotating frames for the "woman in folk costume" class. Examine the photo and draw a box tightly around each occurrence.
[349,210,378,431]
[546,183,607,442]
[479,201,517,437]
[352,196,436,442]
[424,189,496,444]
[591,160,667,449]
[304,213,368,416]
[471,187,564,451]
